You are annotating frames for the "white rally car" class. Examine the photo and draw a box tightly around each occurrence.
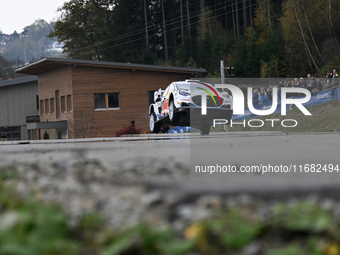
[149,80,233,135]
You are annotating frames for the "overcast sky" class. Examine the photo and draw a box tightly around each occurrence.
[0,0,67,34]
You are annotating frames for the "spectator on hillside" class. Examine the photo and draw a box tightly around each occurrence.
[307,74,315,88]
[287,81,295,87]
[267,88,272,101]
[260,87,267,96]
[312,88,319,94]
[274,85,281,102]
[294,78,301,87]
[260,91,269,104]
[325,70,332,88]
[315,78,323,92]
[299,77,306,88]
[267,86,273,101]
[286,80,297,97]
[332,69,339,87]
[252,89,260,105]
[307,79,315,92]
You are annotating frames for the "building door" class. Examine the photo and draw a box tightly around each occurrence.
[55,90,60,119]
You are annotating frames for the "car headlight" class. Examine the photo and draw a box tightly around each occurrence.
[222,92,229,98]
[179,89,190,96]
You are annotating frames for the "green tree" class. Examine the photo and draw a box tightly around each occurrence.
[49,0,114,60]
[49,0,158,63]
[9,31,20,43]
[179,9,232,76]
[281,0,340,76]
[0,55,15,79]
[4,19,58,63]
[103,0,156,63]
[5,37,41,63]
[232,0,286,77]
[25,19,55,49]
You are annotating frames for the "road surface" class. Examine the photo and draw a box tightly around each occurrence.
[1,131,339,198]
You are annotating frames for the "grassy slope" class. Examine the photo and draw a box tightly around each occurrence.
[228,99,340,132]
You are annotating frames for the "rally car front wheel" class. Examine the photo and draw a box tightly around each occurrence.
[169,101,179,123]
[150,113,161,133]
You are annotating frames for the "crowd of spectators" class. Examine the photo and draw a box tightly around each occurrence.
[251,69,339,105]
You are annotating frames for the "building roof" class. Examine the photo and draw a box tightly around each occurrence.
[0,76,38,88]
[15,58,207,76]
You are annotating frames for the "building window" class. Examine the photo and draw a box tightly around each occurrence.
[108,93,119,108]
[55,90,60,119]
[50,98,55,114]
[94,93,119,110]
[40,100,44,115]
[67,94,72,112]
[61,96,66,113]
[45,99,49,114]
[95,93,106,109]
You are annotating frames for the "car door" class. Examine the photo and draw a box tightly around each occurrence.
[161,84,172,117]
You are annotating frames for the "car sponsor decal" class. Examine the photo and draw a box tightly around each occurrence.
[197,87,218,106]
[197,82,223,105]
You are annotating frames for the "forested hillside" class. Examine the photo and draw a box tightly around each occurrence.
[1,20,60,63]
[3,0,340,78]
[0,19,62,79]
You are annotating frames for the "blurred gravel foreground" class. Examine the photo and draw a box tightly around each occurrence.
[1,132,340,254]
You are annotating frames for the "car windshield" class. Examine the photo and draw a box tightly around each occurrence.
[176,83,191,90]
[177,82,216,90]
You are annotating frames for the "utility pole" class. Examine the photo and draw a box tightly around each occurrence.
[180,0,184,44]
[186,0,191,38]
[235,0,240,38]
[243,0,247,33]
[42,41,44,57]
[161,0,168,61]
[143,0,149,49]
[220,60,227,132]
[24,39,26,63]
[222,61,228,132]
[220,60,225,84]
[221,61,235,82]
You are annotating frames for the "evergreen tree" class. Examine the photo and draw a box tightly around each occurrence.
[0,55,17,79]
[44,0,340,77]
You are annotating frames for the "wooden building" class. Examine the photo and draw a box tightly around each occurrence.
[16,58,206,139]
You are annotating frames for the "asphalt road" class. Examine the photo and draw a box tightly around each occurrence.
[1,131,339,198]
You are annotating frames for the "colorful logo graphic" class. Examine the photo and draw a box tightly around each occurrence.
[196,83,222,106]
